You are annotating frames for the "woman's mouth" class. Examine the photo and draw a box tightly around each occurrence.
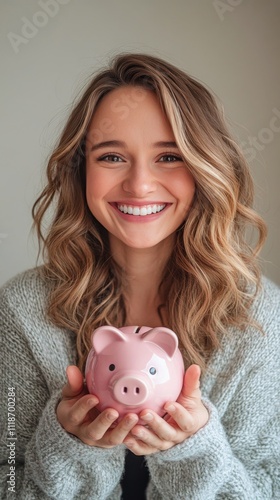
[116,203,166,216]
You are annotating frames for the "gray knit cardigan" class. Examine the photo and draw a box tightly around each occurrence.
[0,268,280,499]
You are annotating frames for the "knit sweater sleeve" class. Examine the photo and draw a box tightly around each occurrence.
[146,278,280,500]
[0,271,125,500]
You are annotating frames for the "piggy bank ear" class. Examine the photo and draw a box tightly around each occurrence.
[142,327,178,358]
[91,326,127,353]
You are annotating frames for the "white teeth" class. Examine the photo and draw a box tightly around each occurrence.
[117,204,166,216]
[140,207,147,216]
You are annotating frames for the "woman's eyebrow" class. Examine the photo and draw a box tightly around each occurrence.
[153,141,178,149]
[90,140,126,152]
[89,140,179,152]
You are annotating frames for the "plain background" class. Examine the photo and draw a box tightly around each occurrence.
[1,0,279,286]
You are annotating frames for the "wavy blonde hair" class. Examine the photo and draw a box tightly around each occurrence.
[32,53,267,372]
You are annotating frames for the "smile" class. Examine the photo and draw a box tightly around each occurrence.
[117,204,166,216]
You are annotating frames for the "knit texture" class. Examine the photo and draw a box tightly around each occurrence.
[0,267,279,499]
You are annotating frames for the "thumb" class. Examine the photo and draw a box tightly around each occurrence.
[179,364,201,402]
[62,365,84,398]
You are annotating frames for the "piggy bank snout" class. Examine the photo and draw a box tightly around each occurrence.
[112,374,151,406]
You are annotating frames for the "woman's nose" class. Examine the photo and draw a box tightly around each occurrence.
[122,163,157,197]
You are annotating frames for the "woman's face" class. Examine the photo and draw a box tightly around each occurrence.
[85,86,195,251]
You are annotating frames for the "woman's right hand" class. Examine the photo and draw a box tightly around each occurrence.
[56,365,139,448]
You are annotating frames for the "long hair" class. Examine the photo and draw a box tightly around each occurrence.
[32,53,267,371]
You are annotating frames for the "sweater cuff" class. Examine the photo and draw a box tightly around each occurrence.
[30,389,125,462]
[23,390,125,499]
[147,398,230,464]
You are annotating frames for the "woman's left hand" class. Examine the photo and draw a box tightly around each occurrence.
[123,364,209,455]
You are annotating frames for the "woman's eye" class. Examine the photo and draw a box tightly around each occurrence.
[159,154,183,163]
[99,154,123,162]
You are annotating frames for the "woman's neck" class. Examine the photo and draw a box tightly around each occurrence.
[109,235,174,326]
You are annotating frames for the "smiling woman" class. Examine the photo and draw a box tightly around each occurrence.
[31,53,267,371]
[1,53,279,500]
[85,87,195,249]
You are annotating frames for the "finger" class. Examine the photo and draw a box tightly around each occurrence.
[130,422,174,451]
[124,436,158,456]
[180,364,201,400]
[62,365,84,398]
[106,413,139,445]
[85,409,120,441]
[66,394,99,426]
[123,435,142,453]
[139,411,178,442]
[164,402,196,434]
[124,428,160,455]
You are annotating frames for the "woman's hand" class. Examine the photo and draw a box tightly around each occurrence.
[123,364,209,455]
[56,365,139,448]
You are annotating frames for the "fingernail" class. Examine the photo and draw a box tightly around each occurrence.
[107,412,117,421]
[165,404,175,413]
[141,412,153,421]
[87,397,97,407]
[125,415,138,425]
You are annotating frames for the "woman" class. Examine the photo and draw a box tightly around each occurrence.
[0,53,279,499]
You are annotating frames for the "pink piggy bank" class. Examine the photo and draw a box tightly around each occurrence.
[85,325,184,421]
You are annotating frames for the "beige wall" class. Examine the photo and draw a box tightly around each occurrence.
[1,0,279,286]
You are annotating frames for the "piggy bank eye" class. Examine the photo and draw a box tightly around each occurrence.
[149,367,156,375]
[109,364,116,371]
